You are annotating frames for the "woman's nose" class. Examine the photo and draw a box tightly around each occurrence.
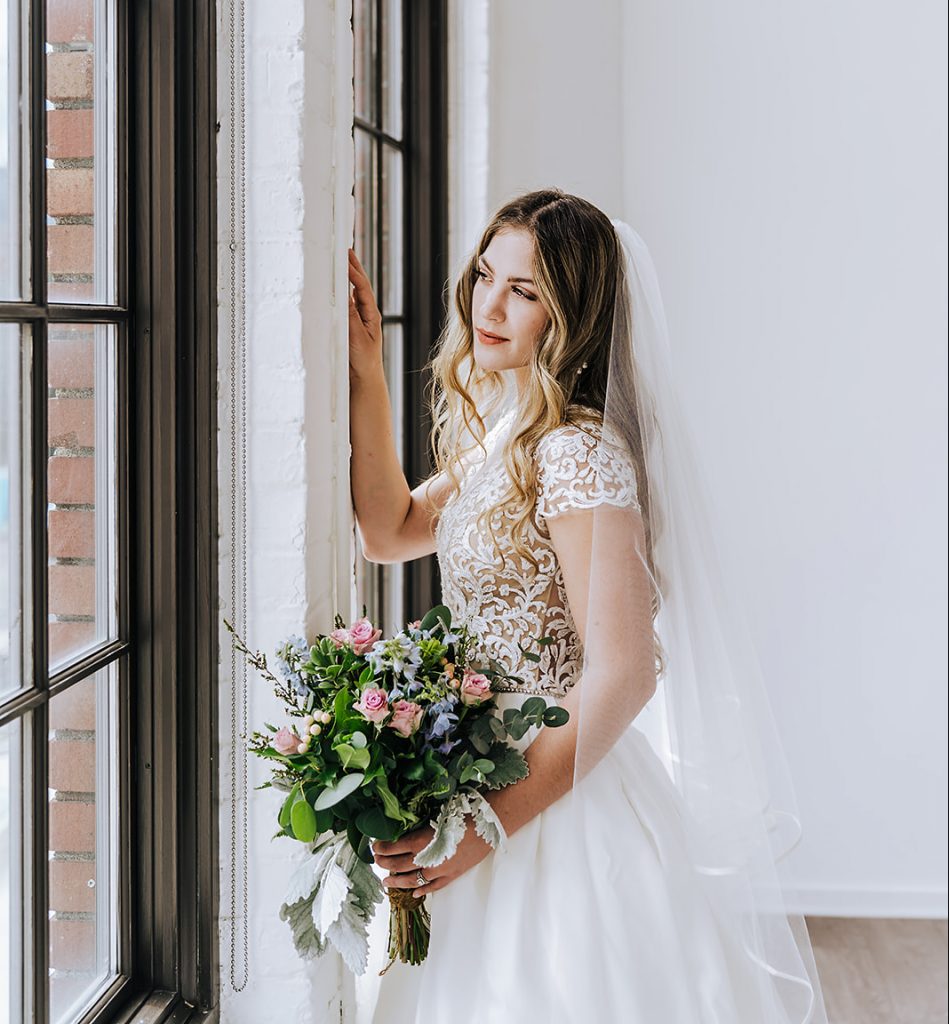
[479,284,505,321]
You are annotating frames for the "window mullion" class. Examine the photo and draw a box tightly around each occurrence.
[27,0,51,1013]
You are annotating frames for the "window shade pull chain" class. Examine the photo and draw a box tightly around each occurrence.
[226,0,250,994]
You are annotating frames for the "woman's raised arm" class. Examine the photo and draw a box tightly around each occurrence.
[348,248,449,564]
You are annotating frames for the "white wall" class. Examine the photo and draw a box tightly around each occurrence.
[480,0,947,915]
[483,0,626,223]
[217,0,355,1020]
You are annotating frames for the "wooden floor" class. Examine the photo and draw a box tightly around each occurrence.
[805,917,948,1024]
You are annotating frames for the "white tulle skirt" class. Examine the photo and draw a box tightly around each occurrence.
[353,694,776,1024]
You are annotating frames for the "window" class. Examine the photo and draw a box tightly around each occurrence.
[0,2,218,1022]
[353,0,449,633]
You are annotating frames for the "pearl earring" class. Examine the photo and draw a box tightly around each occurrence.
[576,361,588,376]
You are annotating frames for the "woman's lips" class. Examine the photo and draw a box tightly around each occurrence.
[476,328,509,345]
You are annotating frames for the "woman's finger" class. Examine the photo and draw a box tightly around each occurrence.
[372,830,431,857]
[373,851,420,873]
[411,873,449,898]
[383,868,438,890]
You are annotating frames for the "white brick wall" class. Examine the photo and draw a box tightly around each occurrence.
[216,0,355,1020]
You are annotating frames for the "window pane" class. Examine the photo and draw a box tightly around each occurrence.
[0,0,30,299]
[1,715,25,1024]
[46,0,118,304]
[0,323,30,698]
[380,0,402,139]
[48,663,118,1023]
[48,324,118,670]
[381,145,403,315]
[353,0,376,125]
[355,129,377,285]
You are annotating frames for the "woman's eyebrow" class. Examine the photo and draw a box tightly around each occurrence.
[479,256,534,285]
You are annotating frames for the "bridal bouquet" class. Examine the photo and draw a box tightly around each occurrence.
[224,604,569,976]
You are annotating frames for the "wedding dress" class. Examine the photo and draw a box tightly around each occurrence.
[354,405,785,1023]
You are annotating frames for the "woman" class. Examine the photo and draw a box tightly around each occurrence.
[347,189,827,1022]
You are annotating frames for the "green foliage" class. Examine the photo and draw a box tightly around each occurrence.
[481,742,530,790]
[314,772,366,811]
[290,793,317,843]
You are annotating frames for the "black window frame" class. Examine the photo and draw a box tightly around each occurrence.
[352,0,449,626]
[0,1,220,1021]
[403,0,449,619]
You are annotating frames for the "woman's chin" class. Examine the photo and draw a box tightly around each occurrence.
[473,346,518,373]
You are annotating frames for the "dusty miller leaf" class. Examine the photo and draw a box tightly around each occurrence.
[468,790,508,851]
[279,888,328,961]
[326,888,373,975]
[414,794,469,868]
[313,855,350,936]
[482,742,530,790]
[283,839,337,907]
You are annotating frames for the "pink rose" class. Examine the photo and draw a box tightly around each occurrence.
[387,700,424,738]
[273,726,301,755]
[328,617,382,654]
[353,686,390,723]
[329,627,352,648]
[459,669,492,706]
[349,617,383,654]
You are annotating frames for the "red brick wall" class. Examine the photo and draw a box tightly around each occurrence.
[47,0,103,1012]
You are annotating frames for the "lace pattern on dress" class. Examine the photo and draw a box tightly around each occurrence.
[434,407,641,698]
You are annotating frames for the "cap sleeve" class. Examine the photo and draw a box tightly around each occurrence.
[536,420,642,520]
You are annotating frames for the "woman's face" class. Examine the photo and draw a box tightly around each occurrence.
[471,227,550,378]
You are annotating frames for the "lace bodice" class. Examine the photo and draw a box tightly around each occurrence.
[434,406,641,698]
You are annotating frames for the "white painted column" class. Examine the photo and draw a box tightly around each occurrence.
[216,0,356,1019]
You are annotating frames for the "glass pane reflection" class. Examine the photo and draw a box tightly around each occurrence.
[381,0,402,139]
[0,323,30,698]
[0,0,30,299]
[47,324,118,670]
[46,0,118,304]
[48,664,118,1024]
[1,715,25,1024]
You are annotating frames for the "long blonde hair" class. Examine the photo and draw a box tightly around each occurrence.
[424,189,662,664]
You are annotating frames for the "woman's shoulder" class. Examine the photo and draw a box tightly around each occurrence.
[535,405,607,459]
[534,406,640,518]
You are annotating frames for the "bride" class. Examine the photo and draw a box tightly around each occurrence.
[346,188,828,1022]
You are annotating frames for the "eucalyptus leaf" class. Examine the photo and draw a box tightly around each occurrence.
[542,706,570,727]
[355,806,401,841]
[335,743,371,771]
[520,696,548,719]
[278,790,295,830]
[419,604,452,633]
[291,798,318,843]
[470,732,491,755]
[350,731,368,749]
[313,772,366,811]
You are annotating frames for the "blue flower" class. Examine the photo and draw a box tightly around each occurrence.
[436,737,461,755]
[425,699,459,739]
[367,634,423,680]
